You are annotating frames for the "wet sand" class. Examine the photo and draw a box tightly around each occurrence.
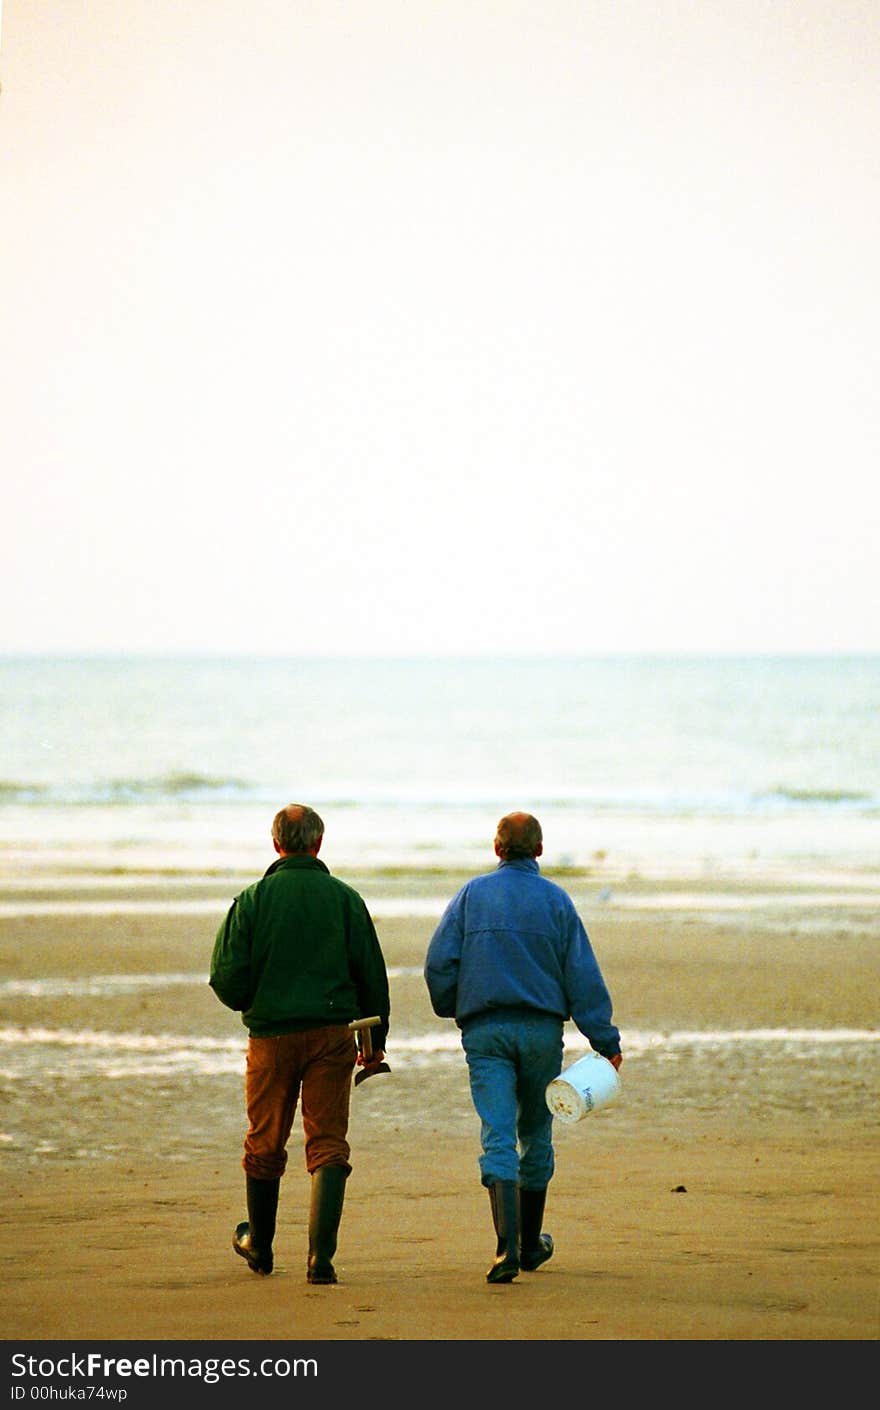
[1,868,878,1344]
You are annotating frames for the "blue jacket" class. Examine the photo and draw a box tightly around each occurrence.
[423,858,620,1058]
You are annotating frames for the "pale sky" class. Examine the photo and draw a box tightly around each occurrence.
[2,1,878,656]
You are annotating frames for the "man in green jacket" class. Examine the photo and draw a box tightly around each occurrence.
[210,803,390,1285]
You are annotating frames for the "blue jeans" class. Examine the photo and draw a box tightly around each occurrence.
[462,1011,565,1189]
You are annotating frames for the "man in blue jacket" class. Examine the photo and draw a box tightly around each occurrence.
[424,811,622,1284]
[210,803,390,1285]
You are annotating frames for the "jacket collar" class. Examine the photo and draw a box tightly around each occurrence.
[263,854,330,879]
[497,857,540,874]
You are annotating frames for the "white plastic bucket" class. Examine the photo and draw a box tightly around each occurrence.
[545,1052,621,1123]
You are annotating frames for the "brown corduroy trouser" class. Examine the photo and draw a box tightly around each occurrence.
[242,1025,356,1180]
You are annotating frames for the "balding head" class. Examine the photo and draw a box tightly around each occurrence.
[494,811,543,861]
[272,804,324,856]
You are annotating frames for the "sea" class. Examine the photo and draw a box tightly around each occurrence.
[1,653,878,1162]
[1,652,878,882]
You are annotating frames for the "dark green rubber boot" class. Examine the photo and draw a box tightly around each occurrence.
[307,1164,349,1285]
[486,1180,520,1284]
[519,1186,554,1271]
[233,1175,280,1276]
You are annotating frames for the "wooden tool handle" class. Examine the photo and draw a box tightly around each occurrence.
[349,1016,381,1060]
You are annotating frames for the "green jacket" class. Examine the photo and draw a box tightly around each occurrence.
[209,854,390,1045]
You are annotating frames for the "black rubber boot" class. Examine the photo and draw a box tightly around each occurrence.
[519,1186,554,1271]
[486,1180,520,1284]
[307,1164,348,1285]
[233,1175,280,1276]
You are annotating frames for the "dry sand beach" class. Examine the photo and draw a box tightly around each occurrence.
[1,863,878,1346]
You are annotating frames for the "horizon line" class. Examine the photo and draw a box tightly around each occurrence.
[2,647,879,662]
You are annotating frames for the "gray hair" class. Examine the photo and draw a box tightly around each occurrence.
[272,804,325,855]
[495,812,543,860]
